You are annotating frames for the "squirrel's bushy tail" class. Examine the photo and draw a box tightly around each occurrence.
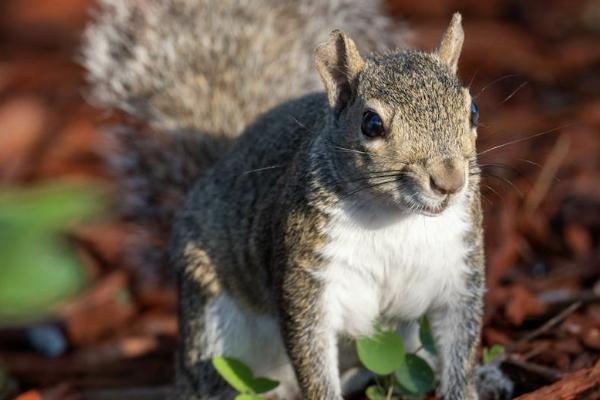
[83,0,409,280]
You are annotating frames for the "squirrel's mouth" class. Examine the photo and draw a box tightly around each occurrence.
[417,197,450,216]
[352,176,459,217]
[398,191,452,217]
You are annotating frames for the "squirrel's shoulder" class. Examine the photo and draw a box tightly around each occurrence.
[222,92,328,166]
[182,92,328,208]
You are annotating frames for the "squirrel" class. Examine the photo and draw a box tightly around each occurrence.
[169,16,485,400]
[84,1,513,399]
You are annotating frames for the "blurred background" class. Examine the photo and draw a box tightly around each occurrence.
[0,0,598,399]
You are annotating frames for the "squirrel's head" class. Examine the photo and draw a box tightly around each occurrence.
[315,13,478,216]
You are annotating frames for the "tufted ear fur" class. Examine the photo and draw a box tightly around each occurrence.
[315,30,364,115]
[436,13,464,74]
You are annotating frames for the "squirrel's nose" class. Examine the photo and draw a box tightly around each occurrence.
[428,159,465,195]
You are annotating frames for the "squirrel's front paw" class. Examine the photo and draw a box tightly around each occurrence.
[475,364,514,400]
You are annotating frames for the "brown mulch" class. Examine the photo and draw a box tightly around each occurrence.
[0,0,598,399]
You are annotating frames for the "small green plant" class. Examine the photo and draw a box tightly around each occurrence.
[212,318,438,399]
[211,356,279,399]
[0,183,104,323]
[482,345,505,365]
[358,319,436,400]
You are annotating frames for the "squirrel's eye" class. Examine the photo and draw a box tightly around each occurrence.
[470,101,479,127]
[361,111,385,138]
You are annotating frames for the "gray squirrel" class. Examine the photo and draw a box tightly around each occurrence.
[84,1,513,399]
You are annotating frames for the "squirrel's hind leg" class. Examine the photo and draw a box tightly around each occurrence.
[174,275,234,400]
[176,275,299,399]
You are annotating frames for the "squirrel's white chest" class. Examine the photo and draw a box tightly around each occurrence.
[317,203,471,338]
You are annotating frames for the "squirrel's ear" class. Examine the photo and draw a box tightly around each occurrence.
[315,30,364,114]
[436,13,464,74]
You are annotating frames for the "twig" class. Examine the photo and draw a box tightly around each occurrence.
[520,344,549,361]
[506,301,582,353]
[504,356,563,382]
[524,135,570,212]
[514,360,600,400]
[538,289,600,309]
[386,381,394,400]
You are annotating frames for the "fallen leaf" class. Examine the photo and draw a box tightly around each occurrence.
[59,271,135,346]
[505,285,546,326]
[15,390,42,400]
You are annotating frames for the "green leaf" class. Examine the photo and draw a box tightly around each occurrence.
[251,377,279,394]
[212,357,255,393]
[483,345,505,365]
[234,395,264,400]
[394,354,435,395]
[356,329,405,375]
[365,386,387,400]
[0,183,104,322]
[418,316,437,355]
[212,357,279,395]
[0,237,85,320]
[0,184,103,235]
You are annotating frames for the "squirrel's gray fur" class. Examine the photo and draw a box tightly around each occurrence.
[83,2,514,399]
[83,0,409,280]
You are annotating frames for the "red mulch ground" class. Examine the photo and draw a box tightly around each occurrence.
[0,0,598,399]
